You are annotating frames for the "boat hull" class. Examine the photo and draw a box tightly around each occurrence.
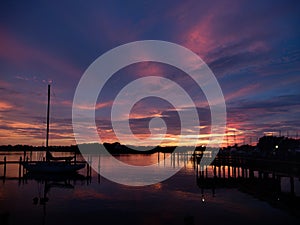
[22,161,85,173]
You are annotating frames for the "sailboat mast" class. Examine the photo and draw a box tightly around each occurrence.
[46,84,50,148]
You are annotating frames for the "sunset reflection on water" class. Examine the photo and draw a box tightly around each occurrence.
[0,152,299,225]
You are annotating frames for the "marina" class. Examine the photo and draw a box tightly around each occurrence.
[1,1,300,224]
[1,152,300,225]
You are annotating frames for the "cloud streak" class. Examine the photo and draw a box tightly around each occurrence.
[0,1,299,146]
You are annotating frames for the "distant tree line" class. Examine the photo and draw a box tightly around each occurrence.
[1,136,299,160]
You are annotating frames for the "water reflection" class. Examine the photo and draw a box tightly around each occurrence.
[195,164,300,216]
[0,152,299,225]
[26,173,88,225]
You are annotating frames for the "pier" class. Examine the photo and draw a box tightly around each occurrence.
[195,155,300,217]
[0,155,92,182]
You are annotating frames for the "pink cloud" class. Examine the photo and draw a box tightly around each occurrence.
[171,1,271,67]
[0,80,12,88]
[0,28,82,79]
[225,83,261,102]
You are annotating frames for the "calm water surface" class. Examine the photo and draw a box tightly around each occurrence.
[0,152,299,225]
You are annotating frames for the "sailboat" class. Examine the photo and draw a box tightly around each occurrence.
[22,84,85,173]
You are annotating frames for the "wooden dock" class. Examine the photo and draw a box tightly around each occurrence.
[0,156,92,181]
[194,154,300,176]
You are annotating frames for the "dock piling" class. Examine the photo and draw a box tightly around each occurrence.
[3,157,6,182]
[19,157,22,178]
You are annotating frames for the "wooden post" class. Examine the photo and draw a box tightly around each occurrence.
[227,166,231,178]
[276,175,281,193]
[23,156,26,175]
[290,177,295,196]
[233,167,236,178]
[86,156,92,179]
[196,160,199,177]
[3,157,6,182]
[192,153,195,169]
[201,166,204,177]
[19,156,22,178]
[213,165,216,178]
[86,156,89,178]
[86,163,89,180]
[173,153,175,168]
[89,157,92,177]
[98,156,101,184]
[249,169,254,179]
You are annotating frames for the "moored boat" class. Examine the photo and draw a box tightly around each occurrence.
[22,161,85,173]
[22,84,85,174]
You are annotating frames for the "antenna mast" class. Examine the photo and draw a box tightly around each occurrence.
[46,84,50,148]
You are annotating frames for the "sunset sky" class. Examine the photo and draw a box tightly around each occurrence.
[0,0,299,147]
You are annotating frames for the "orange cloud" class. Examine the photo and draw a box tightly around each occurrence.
[73,101,113,110]
[0,101,13,111]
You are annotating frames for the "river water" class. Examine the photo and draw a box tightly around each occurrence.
[0,151,299,225]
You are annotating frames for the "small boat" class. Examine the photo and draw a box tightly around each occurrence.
[22,84,85,173]
[23,170,87,181]
[22,161,85,173]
